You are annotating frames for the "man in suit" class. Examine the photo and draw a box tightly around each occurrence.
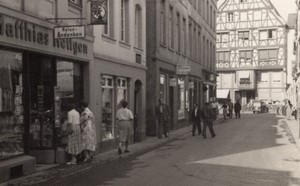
[201,102,216,139]
[191,103,201,136]
[155,98,170,139]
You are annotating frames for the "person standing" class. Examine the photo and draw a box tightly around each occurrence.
[228,100,233,119]
[191,103,201,136]
[155,98,170,139]
[222,102,228,120]
[79,101,97,162]
[234,100,242,119]
[66,103,82,165]
[286,100,293,120]
[201,102,216,139]
[116,100,133,155]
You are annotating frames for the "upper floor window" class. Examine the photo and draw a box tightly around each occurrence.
[259,49,278,63]
[121,0,129,43]
[217,33,229,44]
[260,29,276,40]
[227,13,234,22]
[104,1,114,37]
[238,31,249,41]
[69,0,82,6]
[135,4,142,48]
[217,51,230,64]
[168,5,174,49]
[160,0,167,45]
[239,50,252,64]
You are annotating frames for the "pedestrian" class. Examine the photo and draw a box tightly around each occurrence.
[286,100,292,120]
[155,98,170,139]
[66,103,82,165]
[191,103,201,136]
[79,101,97,163]
[116,100,133,155]
[228,99,233,119]
[234,100,241,119]
[222,102,228,120]
[201,102,216,139]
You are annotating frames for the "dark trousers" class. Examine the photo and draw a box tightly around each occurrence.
[203,119,216,138]
[157,117,169,138]
[228,109,233,118]
[192,120,201,135]
[235,111,240,118]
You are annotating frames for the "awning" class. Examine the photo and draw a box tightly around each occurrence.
[217,89,230,99]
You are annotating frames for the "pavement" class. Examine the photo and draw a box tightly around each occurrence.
[2,113,300,186]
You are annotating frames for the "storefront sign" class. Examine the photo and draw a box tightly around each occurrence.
[176,65,191,75]
[54,26,85,39]
[0,14,89,56]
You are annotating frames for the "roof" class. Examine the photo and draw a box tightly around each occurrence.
[287,13,297,28]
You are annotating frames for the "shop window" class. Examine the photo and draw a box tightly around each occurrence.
[177,79,185,120]
[0,50,24,160]
[102,76,114,140]
[160,74,167,102]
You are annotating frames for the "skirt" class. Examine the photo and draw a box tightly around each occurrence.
[118,120,131,142]
[66,124,82,155]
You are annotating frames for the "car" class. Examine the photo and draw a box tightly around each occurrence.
[253,101,261,113]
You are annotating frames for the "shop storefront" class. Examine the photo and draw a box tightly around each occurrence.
[0,11,93,182]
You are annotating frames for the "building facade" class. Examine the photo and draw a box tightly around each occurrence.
[0,0,94,182]
[93,0,147,152]
[216,0,287,107]
[146,0,217,136]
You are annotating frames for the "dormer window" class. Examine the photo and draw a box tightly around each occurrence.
[227,13,234,22]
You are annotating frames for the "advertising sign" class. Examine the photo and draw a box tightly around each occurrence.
[176,65,191,75]
[91,0,108,25]
[54,26,85,39]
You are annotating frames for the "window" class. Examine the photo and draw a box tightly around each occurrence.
[121,0,129,43]
[183,18,187,55]
[189,21,193,58]
[272,72,281,82]
[168,5,174,49]
[0,50,24,160]
[259,49,278,63]
[260,29,276,40]
[176,13,181,52]
[257,72,268,82]
[135,4,142,48]
[160,74,167,103]
[227,13,234,22]
[238,31,249,41]
[239,51,252,64]
[178,79,185,120]
[102,76,114,140]
[160,0,166,45]
[217,51,230,64]
[104,1,114,37]
[217,33,229,44]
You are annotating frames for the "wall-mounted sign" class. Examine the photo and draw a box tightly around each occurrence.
[176,65,191,75]
[91,0,108,25]
[54,25,85,39]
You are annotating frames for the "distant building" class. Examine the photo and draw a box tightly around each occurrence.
[145,0,217,136]
[216,0,288,106]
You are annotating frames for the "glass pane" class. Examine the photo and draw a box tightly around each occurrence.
[102,88,113,140]
[269,49,277,59]
[0,50,24,160]
[259,50,268,60]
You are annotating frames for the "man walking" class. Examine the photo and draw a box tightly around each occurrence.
[234,100,241,119]
[155,98,170,139]
[201,102,216,139]
[191,103,201,136]
[228,99,233,119]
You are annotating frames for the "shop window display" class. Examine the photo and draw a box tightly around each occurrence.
[0,50,24,160]
[102,76,113,140]
[178,79,185,120]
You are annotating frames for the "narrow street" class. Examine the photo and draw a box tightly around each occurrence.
[41,113,300,186]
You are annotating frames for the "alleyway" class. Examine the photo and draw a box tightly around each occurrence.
[30,113,300,186]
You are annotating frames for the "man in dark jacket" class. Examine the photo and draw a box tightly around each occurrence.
[201,102,216,139]
[234,100,242,119]
[191,103,201,136]
[155,98,170,139]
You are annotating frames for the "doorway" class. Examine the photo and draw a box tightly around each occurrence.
[134,80,142,143]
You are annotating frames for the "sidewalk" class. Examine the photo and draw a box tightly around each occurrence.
[278,114,300,149]
[1,118,224,186]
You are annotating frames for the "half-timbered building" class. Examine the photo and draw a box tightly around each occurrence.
[216,0,287,106]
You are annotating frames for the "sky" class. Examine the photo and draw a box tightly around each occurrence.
[217,0,297,22]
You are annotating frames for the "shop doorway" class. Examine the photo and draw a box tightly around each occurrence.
[169,86,174,130]
[134,80,142,143]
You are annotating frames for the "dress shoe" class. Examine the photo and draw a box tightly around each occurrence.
[124,149,130,153]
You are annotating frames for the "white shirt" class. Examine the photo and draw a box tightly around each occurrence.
[116,108,134,121]
[67,109,80,125]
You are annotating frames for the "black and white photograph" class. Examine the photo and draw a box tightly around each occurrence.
[0,0,300,185]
